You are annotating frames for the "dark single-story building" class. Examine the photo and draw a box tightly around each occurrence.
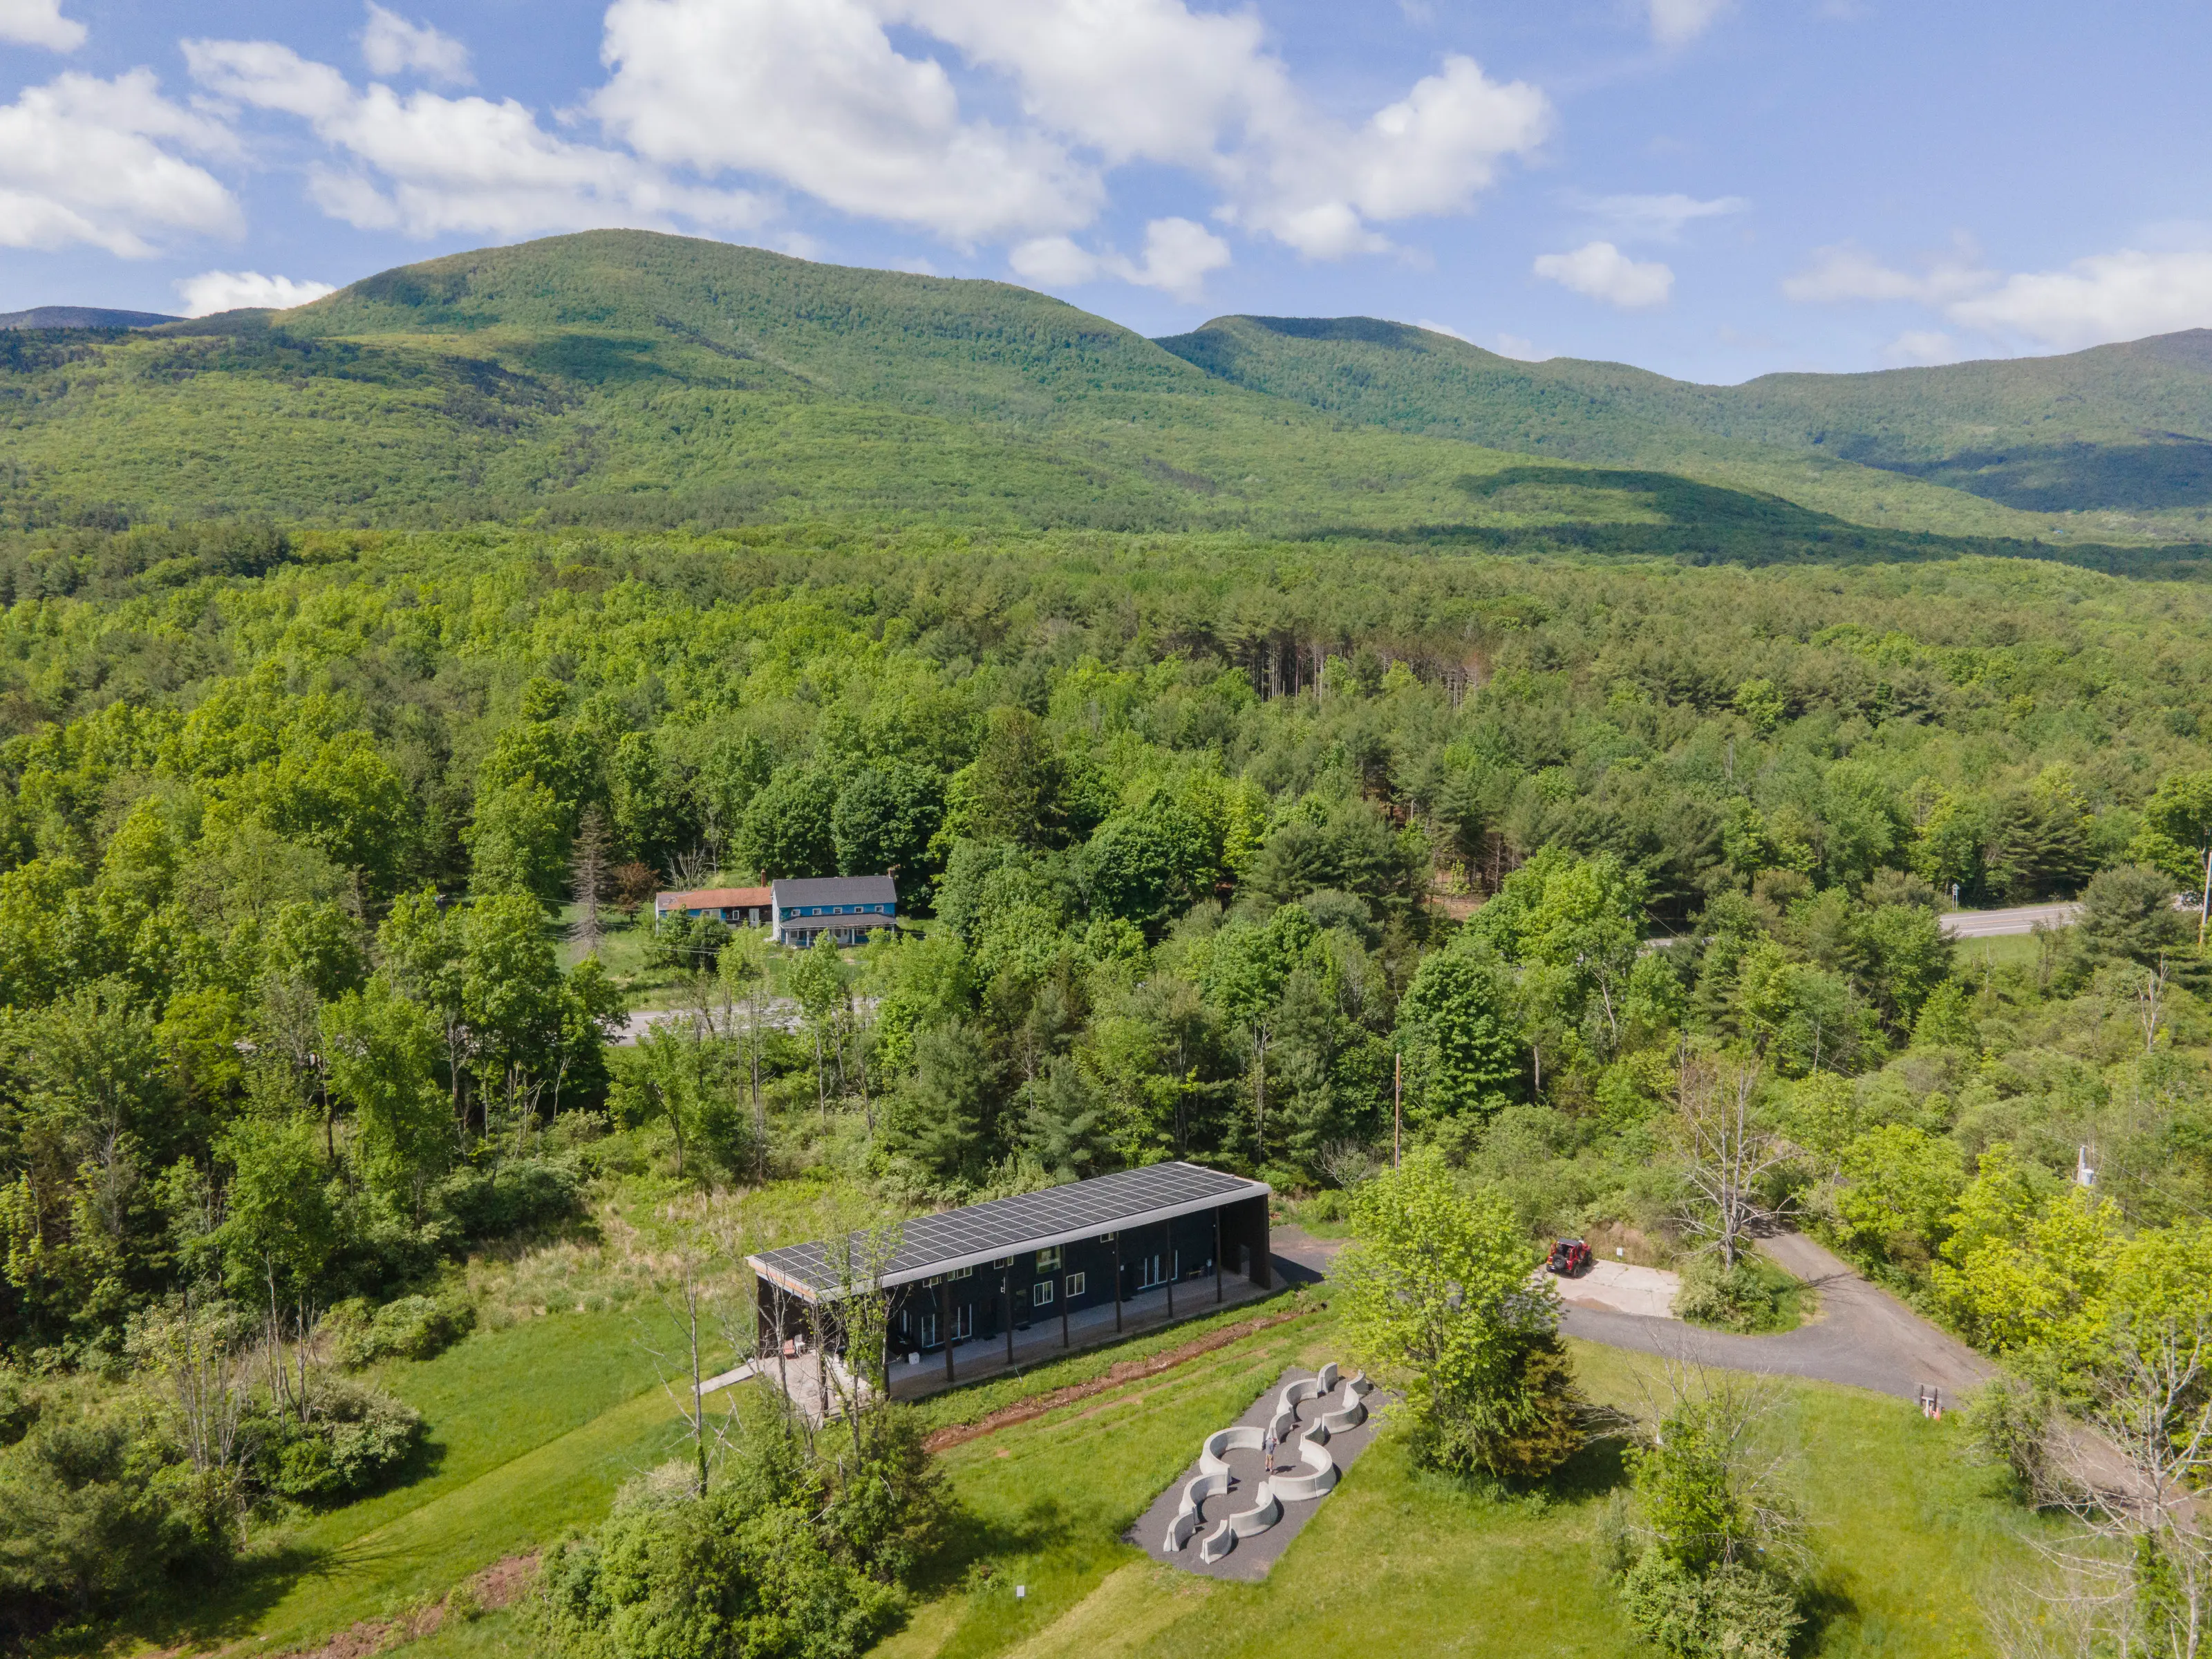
[771,874,899,948]
[747,1162,1271,1378]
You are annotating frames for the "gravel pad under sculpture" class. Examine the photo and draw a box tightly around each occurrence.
[1127,1364,1387,1582]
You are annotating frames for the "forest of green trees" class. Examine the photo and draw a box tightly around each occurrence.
[8,514,2212,1647]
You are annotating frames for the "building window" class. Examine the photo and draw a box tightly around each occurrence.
[1033,1279,1054,1306]
[1066,1272,1086,1298]
[947,1265,973,1280]
[1036,1246,1061,1271]
[950,1304,973,1340]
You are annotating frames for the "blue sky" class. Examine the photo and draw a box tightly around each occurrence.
[3,0,2209,383]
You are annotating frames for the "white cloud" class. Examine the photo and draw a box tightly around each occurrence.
[1785,236,2212,352]
[361,3,472,86]
[1495,332,1550,360]
[1584,191,1746,242]
[1533,241,1673,308]
[1882,329,1962,366]
[0,0,84,51]
[594,0,1095,245]
[1651,0,1731,48]
[1238,55,1552,258]
[0,70,238,256]
[594,1,1546,259]
[187,37,763,239]
[176,270,337,316]
[1410,318,1472,342]
[1011,215,1230,301]
[895,0,1285,169]
[1783,238,1993,304]
[1946,250,2212,351]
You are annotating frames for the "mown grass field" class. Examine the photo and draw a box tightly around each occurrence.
[265,1298,2047,1659]
[99,1310,706,1655]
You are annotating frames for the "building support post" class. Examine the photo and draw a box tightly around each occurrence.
[1166,1235,1176,1320]
[1112,1235,1123,1333]
[1004,1267,1014,1366]
[1215,1209,1224,1304]
[939,1278,954,1385]
[1061,1274,1071,1349]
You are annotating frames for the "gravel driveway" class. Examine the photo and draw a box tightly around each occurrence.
[1559,1232,1992,1402]
[1280,1225,1990,1403]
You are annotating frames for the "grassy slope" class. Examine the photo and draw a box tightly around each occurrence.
[110,1310,700,1654]
[352,1314,2043,1659]
[1158,315,2212,539]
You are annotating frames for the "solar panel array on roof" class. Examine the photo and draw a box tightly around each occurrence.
[749,1161,1266,1297]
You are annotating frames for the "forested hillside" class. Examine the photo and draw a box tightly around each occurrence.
[2,229,2200,559]
[1162,314,2212,539]
[11,236,2212,1656]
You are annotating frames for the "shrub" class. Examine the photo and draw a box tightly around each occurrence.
[0,1366,33,1447]
[0,1413,232,1635]
[541,1472,901,1659]
[432,1156,584,1239]
[1964,1372,2054,1501]
[324,1293,476,1368]
[259,1376,423,1502]
[1673,1255,1785,1333]
[1619,1550,1801,1659]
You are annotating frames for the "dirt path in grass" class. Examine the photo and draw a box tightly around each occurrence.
[921,1306,1320,1452]
[1558,1232,1994,1402]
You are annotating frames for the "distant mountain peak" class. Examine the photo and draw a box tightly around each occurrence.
[0,306,181,331]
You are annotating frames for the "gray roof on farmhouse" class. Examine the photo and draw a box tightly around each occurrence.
[747,1161,1268,1297]
[773,875,897,909]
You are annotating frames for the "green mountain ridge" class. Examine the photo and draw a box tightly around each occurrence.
[0,229,2203,565]
[1158,314,2212,538]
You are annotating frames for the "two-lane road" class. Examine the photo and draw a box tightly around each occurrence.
[1938,901,2081,939]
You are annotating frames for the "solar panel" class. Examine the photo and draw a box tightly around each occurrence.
[750,1161,1266,1297]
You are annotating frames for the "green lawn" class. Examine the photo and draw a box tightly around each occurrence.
[857,1324,2041,1659]
[109,1309,714,1654]
[1952,928,2059,973]
[117,1288,2042,1658]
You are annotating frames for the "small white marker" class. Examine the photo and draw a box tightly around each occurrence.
[1015,1585,1027,1600]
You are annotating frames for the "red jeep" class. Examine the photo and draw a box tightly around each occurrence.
[1547,1238,1593,1277]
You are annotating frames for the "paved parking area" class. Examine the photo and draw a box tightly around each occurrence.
[1551,1259,1681,1320]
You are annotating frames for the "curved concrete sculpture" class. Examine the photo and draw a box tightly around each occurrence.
[1163,1366,1375,1560]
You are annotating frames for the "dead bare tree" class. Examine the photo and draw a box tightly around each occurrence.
[1987,1315,2212,1659]
[2138,955,2172,1056]
[570,806,610,955]
[1673,1056,1792,1269]
[128,1291,251,1530]
[633,1202,754,1497]
[807,1219,903,1463]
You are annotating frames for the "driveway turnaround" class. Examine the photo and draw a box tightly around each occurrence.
[1559,1233,1991,1402]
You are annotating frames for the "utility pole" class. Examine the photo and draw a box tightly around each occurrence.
[1393,1051,1403,1170]
[2200,843,2210,948]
